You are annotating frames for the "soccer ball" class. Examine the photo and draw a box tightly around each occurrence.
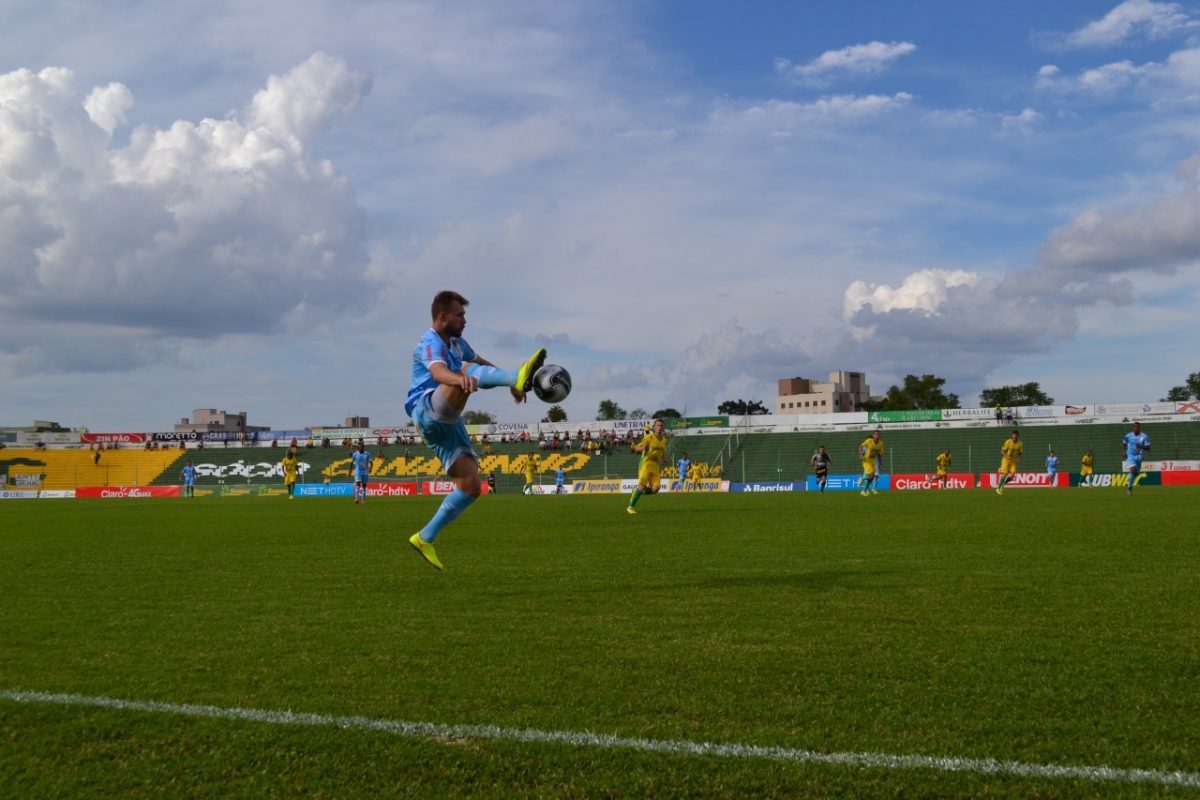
[532,365,571,403]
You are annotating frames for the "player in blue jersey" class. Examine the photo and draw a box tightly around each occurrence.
[179,461,197,498]
[1121,421,1151,496]
[1045,450,1059,479]
[675,452,691,492]
[405,290,547,569]
[555,466,565,494]
[351,441,372,504]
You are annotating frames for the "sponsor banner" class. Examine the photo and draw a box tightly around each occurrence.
[1094,402,1176,416]
[805,474,892,492]
[0,489,39,499]
[676,478,729,492]
[194,459,312,480]
[151,431,200,442]
[571,478,635,494]
[309,427,417,441]
[38,490,76,499]
[1176,401,1200,415]
[368,481,420,497]
[868,410,942,423]
[15,431,82,445]
[192,484,290,498]
[730,482,806,493]
[76,486,182,498]
[1143,460,1200,472]
[0,431,16,443]
[941,408,996,420]
[1063,404,1091,416]
[254,429,316,442]
[1072,473,1161,488]
[1163,471,1200,486]
[419,480,489,496]
[481,422,531,436]
[891,473,975,490]
[83,432,148,444]
[1072,417,1100,425]
[1016,405,1057,419]
[294,483,354,497]
[668,416,728,430]
[977,473,1068,489]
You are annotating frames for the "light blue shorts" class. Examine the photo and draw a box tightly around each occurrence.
[354,471,370,483]
[411,389,476,473]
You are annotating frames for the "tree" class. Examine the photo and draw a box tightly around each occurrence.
[596,399,627,420]
[717,399,770,415]
[881,374,960,410]
[541,405,568,423]
[462,410,496,425]
[1162,371,1200,401]
[652,408,682,419]
[979,382,1054,408]
[628,408,649,420]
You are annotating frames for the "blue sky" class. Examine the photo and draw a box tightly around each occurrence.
[1,0,1198,429]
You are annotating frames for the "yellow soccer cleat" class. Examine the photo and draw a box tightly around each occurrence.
[409,533,444,570]
[515,347,548,394]
[626,507,637,515]
[996,487,1003,495]
[870,488,878,495]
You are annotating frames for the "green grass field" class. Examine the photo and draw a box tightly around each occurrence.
[2,489,1199,798]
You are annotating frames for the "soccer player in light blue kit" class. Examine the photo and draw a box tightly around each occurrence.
[406,290,546,569]
[1045,450,1059,479]
[351,441,372,504]
[555,466,565,494]
[1122,421,1151,496]
[179,461,197,498]
[675,452,691,492]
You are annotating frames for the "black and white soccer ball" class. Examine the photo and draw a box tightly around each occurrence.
[532,364,571,403]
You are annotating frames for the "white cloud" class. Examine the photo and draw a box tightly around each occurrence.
[776,41,917,85]
[0,53,372,377]
[1063,0,1196,49]
[1039,159,1200,273]
[1035,59,1155,94]
[711,93,914,136]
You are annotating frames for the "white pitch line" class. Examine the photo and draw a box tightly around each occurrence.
[2,689,1198,788]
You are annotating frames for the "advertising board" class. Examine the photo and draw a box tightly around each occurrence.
[891,473,975,490]
[368,482,420,497]
[1143,460,1200,472]
[83,433,148,444]
[1163,471,1200,485]
[805,475,892,492]
[0,490,39,499]
[977,473,1068,489]
[76,486,182,498]
[868,410,942,423]
[420,480,490,496]
[729,482,806,493]
[38,490,76,499]
[1071,473,1160,488]
[294,483,354,497]
[941,408,996,420]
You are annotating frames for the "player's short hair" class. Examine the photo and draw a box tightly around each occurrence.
[431,290,469,319]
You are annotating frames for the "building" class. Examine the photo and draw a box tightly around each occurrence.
[174,409,269,434]
[776,371,872,414]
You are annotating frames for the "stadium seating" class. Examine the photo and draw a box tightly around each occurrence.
[0,449,185,490]
[676,421,1200,483]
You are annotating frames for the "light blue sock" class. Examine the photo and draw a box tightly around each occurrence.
[466,364,516,389]
[419,488,475,543]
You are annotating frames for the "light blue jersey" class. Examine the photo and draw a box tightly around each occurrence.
[405,328,477,417]
[182,465,197,485]
[351,450,372,480]
[555,468,565,485]
[1123,432,1150,465]
[1045,455,1058,474]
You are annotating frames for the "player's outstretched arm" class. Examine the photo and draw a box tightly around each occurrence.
[430,361,477,394]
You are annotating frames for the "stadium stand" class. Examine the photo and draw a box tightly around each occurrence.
[0,449,184,490]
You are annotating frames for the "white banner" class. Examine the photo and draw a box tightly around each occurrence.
[1094,402,1177,416]
[1175,401,1200,415]
[38,490,76,498]
[1144,460,1200,472]
[0,489,40,499]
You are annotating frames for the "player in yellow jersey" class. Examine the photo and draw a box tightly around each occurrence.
[627,418,668,514]
[858,430,884,495]
[1080,449,1093,477]
[935,449,952,488]
[281,447,299,499]
[523,453,539,495]
[996,429,1023,494]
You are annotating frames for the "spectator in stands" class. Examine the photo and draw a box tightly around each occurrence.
[1005,409,1015,426]
[995,406,1004,425]
[272,438,279,448]
[93,448,101,465]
